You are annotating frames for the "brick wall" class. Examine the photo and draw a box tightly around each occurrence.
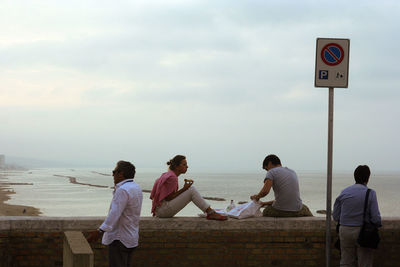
[135,229,331,266]
[1,217,399,267]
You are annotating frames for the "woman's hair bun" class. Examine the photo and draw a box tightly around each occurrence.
[166,155,186,170]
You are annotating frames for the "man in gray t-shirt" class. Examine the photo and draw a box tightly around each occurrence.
[251,154,312,217]
[264,166,302,211]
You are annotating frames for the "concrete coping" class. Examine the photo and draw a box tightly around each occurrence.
[1,216,400,232]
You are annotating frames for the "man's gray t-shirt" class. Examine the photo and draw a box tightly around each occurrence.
[264,166,302,211]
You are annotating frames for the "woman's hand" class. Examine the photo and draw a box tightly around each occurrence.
[183,179,194,190]
[165,179,194,201]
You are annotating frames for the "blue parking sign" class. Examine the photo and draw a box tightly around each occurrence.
[319,70,329,80]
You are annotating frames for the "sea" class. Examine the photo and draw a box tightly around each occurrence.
[1,168,399,217]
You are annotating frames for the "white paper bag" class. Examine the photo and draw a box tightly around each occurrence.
[227,200,262,219]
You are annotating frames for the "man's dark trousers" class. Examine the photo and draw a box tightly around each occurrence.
[108,240,136,267]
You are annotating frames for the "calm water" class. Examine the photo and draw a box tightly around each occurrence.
[1,168,399,217]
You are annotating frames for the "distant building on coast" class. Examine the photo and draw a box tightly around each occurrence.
[0,154,5,169]
[0,155,27,170]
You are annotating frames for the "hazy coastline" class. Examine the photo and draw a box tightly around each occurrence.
[0,173,41,216]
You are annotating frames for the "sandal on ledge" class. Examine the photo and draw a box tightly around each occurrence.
[206,211,228,221]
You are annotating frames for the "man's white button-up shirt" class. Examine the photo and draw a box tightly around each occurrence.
[100,179,143,248]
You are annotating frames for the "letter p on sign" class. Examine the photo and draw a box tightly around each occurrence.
[319,70,329,80]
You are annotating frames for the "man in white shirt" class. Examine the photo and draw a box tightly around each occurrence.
[87,160,143,267]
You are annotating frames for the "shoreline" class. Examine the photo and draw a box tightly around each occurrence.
[0,173,41,216]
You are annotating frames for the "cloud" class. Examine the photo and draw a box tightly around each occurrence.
[0,0,399,171]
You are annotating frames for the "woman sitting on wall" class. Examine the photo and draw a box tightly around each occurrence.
[150,155,227,220]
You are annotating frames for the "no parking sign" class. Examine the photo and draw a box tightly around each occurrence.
[315,38,350,88]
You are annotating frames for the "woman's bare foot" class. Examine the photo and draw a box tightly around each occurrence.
[206,210,228,221]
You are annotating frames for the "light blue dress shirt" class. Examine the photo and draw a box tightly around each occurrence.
[333,183,381,227]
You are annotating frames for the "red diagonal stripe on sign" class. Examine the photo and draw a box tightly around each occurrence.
[326,47,340,62]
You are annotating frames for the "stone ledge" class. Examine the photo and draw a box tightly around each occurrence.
[1,216,399,232]
[64,231,93,255]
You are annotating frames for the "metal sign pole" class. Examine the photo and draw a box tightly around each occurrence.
[326,87,334,267]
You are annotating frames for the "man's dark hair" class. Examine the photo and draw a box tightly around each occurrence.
[354,165,370,184]
[262,154,281,168]
[116,160,136,179]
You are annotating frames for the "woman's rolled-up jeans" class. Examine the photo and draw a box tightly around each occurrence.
[155,186,210,218]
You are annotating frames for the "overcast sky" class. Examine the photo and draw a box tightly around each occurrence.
[1,0,399,172]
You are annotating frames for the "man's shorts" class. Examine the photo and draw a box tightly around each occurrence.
[262,204,313,217]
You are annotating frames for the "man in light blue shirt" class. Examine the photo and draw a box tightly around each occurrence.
[333,165,381,267]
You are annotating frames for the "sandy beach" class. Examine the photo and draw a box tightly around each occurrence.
[0,173,41,216]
